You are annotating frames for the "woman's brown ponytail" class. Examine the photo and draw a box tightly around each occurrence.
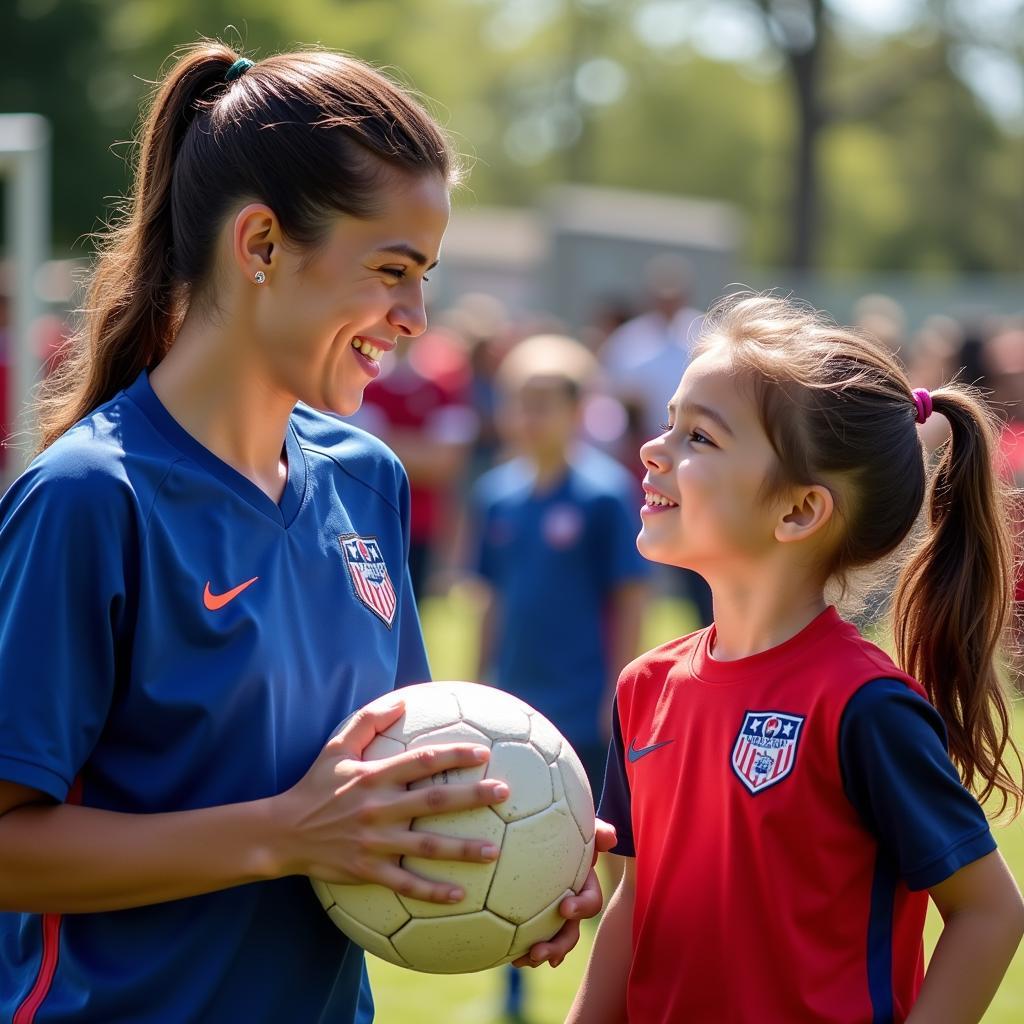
[37,40,459,450]
[38,43,240,450]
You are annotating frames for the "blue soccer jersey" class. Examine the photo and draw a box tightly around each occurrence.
[471,446,648,754]
[0,371,429,1023]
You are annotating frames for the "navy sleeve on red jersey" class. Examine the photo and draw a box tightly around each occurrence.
[597,695,635,856]
[839,678,996,891]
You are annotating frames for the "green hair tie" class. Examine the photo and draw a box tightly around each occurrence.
[225,58,254,82]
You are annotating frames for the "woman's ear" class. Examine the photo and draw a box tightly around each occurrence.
[232,203,281,281]
[775,484,835,544]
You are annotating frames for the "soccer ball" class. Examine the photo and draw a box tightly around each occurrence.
[312,681,596,974]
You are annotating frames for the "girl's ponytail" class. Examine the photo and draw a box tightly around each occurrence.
[892,388,1024,815]
[37,43,238,450]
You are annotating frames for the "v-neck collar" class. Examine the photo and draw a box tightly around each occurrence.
[125,370,307,529]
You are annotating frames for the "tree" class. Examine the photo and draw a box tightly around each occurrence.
[2,0,1021,274]
[696,0,1023,267]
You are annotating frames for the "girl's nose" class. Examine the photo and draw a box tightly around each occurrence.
[640,435,670,473]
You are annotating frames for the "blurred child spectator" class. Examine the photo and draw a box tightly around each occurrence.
[468,332,650,1021]
[355,327,478,596]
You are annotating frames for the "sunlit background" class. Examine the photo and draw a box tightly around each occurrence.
[2,2,1023,1021]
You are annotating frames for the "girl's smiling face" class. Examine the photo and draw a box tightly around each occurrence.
[638,344,785,572]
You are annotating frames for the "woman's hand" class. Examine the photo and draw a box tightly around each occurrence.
[512,818,618,968]
[272,698,509,904]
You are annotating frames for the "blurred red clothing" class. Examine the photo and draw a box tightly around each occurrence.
[361,333,476,547]
[999,421,1024,602]
[0,358,7,473]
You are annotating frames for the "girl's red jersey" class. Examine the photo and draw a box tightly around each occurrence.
[601,607,995,1023]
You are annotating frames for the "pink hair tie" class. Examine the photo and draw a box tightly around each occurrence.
[912,388,933,424]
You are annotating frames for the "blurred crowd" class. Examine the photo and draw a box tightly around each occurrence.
[2,261,1024,603]
[2,262,1023,600]
[340,266,1024,608]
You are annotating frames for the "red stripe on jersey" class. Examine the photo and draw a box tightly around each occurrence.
[365,580,386,616]
[354,575,372,609]
[13,777,83,1024]
[355,573,395,623]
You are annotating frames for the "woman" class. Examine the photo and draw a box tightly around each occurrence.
[0,42,608,1023]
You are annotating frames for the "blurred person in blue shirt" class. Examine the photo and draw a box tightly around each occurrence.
[469,333,650,1022]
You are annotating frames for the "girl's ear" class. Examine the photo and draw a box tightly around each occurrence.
[775,484,835,544]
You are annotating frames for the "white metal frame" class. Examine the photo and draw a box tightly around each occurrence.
[0,113,50,489]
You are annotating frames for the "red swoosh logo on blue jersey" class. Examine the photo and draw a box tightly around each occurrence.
[203,577,259,611]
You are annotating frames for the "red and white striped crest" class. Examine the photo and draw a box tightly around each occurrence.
[340,534,397,628]
[731,711,805,795]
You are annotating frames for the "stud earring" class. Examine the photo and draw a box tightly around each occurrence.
[254,271,266,284]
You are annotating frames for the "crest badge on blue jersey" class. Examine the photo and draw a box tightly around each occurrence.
[731,711,805,795]
[340,534,397,628]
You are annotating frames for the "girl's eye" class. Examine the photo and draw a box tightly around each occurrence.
[659,422,672,433]
[689,429,713,445]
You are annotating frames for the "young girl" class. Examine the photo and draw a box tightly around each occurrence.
[569,294,1024,1023]
[0,42,606,1023]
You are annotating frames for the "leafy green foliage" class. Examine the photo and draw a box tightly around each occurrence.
[1,0,1021,272]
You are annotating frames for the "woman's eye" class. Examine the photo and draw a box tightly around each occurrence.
[381,267,429,283]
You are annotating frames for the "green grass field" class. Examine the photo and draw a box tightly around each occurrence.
[367,591,1024,1023]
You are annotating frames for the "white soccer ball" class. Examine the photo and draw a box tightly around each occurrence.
[312,681,596,974]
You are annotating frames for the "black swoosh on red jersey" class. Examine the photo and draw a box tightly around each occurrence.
[627,738,674,763]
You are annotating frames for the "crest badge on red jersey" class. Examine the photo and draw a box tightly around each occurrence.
[340,534,397,628]
[731,711,805,795]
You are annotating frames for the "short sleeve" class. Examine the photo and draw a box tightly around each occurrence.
[0,460,135,801]
[597,695,635,857]
[839,678,996,891]
[355,959,375,1024]
[468,480,497,585]
[590,490,648,594]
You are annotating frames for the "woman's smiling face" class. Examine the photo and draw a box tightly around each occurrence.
[252,171,451,416]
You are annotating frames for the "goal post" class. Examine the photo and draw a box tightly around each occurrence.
[0,113,50,491]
